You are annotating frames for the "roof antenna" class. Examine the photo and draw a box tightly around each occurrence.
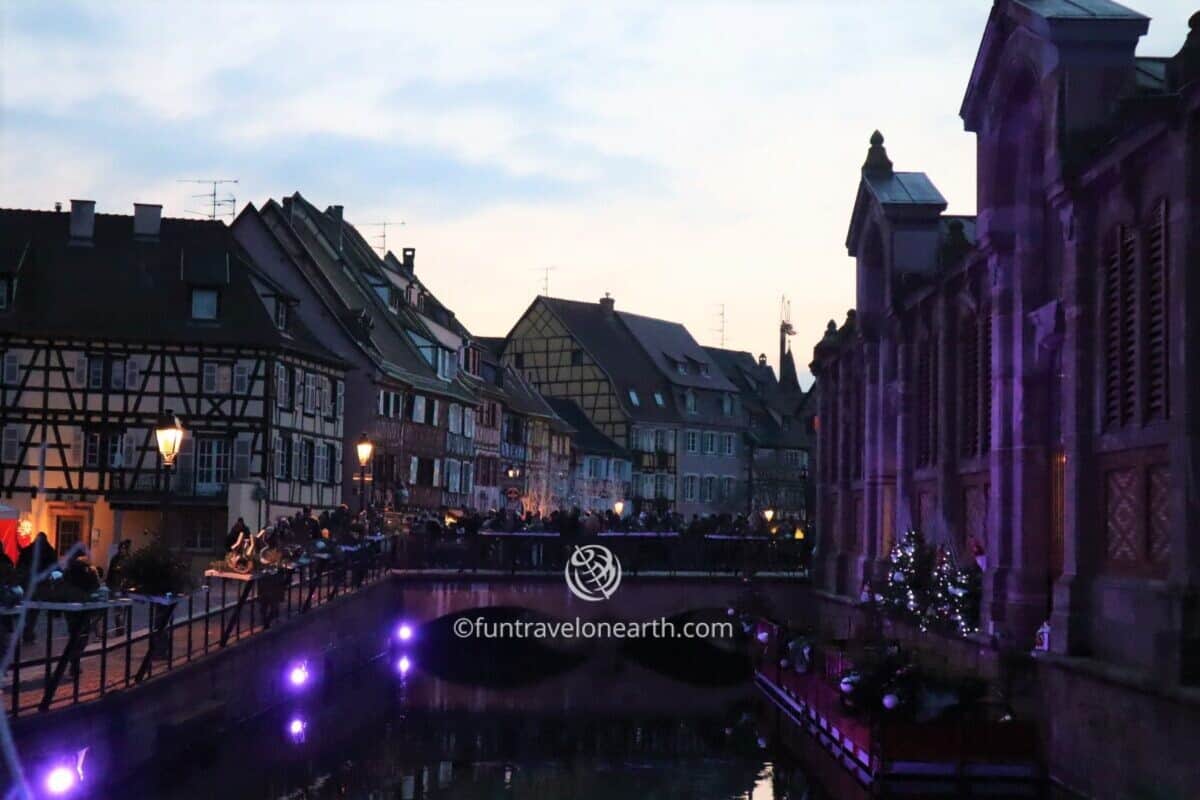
[177,178,238,221]
[363,220,405,256]
[531,265,558,296]
[712,303,727,347]
[779,295,795,370]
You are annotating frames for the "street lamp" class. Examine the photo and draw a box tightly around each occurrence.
[155,410,184,468]
[356,433,373,513]
[506,464,520,479]
[763,508,775,524]
[614,499,625,517]
[154,410,184,547]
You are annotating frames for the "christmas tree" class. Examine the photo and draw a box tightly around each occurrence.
[922,545,981,637]
[879,530,929,622]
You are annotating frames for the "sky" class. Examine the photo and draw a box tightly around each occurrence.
[1,1,1194,387]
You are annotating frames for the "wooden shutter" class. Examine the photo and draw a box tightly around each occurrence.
[1144,201,1168,422]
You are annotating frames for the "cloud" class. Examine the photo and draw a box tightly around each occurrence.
[2,0,1196,384]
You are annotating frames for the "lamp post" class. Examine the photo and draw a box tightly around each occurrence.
[356,433,374,514]
[154,410,184,543]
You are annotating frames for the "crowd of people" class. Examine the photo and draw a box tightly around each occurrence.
[420,505,806,540]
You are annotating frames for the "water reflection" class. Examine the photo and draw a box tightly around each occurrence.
[104,640,828,800]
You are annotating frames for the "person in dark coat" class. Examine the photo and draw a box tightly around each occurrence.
[17,532,57,643]
[106,540,132,592]
[226,517,250,551]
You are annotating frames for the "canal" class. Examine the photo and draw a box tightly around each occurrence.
[98,609,830,799]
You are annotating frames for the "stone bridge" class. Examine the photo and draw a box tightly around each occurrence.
[394,571,809,625]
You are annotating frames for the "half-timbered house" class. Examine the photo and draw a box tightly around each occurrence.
[0,201,345,568]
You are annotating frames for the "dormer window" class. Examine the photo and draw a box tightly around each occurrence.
[628,389,640,407]
[675,361,688,376]
[191,288,219,320]
[699,363,710,377]
[274,299,289,331]
[653,392,665,407]
[721,393,734,416]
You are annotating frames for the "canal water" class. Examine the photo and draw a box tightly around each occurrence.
[101,612,831,799]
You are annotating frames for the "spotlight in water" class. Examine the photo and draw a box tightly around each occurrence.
[396,622,414,642]
[287,661,310,689]
[45,765,76,795]
[287,716,308,743]
[397,655,412,676]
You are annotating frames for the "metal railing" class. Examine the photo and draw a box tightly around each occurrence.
[2,537,399,718]
[395,531,812,576]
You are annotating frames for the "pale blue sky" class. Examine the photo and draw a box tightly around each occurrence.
[2,1,1194,384]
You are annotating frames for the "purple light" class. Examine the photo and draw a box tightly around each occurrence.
[396,655,412,675]
[45,765,76,795]
[286,716,308,743]
[396,623,414,642]
[287,661,310,689]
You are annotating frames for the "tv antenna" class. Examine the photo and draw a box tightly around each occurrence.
[362,220,405,256]
[532,266,558,295]
[712,304,727,347]
[178,178,238,221]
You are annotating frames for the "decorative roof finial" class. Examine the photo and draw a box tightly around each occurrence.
[862,130,893,176]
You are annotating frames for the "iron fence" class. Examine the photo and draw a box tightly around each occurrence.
[2,537,398,718]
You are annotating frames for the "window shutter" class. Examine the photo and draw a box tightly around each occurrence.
[294,370,304,410]
[126,356,142,390]
[2,425,19,464]
[111,359,125,390]
[124,432,138,470]
[74,354,87,386]
[1145,200,1168,422]
[410,456,418,485]
[1119,226,1138,427]
[432,458,441,488]
[291,435,301,478]
[3,352,19,385]
[202,362,217,394]
[233,363,250,395]
[233,437,251,479]
[431,399,440,427]
[335,380,344,418]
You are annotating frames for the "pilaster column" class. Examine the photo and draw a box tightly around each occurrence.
[1050,198,1096,656]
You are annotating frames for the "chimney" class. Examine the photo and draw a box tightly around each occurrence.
[328,205,344,253]
[402,247,415,272]
[69,200,96,244]
[599,292,615,315]
[133,203,162,239]
[758,353,768,367]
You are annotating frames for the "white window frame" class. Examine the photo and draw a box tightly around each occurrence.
[464,407,475,438]
[722,432,735,457]
[686,430,699,454]
[412,395,426,424]
[682,474,698,502]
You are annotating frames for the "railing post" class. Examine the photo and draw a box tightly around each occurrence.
[123,605,133,688]
[99,606,109,697]
[11,631,20,717]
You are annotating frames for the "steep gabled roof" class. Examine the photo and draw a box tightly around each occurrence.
[0,207,341,367]
[544,397,629,459]
[277,193,474,401]
[616,310,737,392]
[531,296,678,424]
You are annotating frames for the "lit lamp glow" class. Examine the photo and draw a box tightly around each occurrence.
[763,508,775,523]
[44,765,76,795]
[287,661,310,689]
[397,655,412,675]
[356,432,374,468]
[613,500,625,517]
[794,529,805,540]
[154,410,184,467]
[395,622,414,642]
